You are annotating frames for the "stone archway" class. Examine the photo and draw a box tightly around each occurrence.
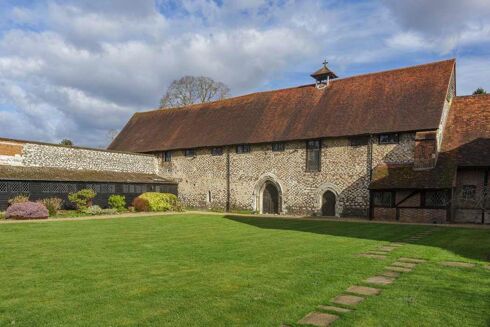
[316,182,341,217]
[253,174,283,214]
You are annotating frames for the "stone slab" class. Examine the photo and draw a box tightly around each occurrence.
[298,312,338,326]
[484,265,490,271]
[392,261,417,268]
[388,243,404,247]
[364,276,394,285]
[366,251,391,255]
[381,271,400,278]
[399,257,427,263]
[386,266,412,273]
[440,261,475,268]
[359,254,386,260]
[317,305,351,313]
[346,285,381,296]
[332,294,365,306]
[378,246,396,252]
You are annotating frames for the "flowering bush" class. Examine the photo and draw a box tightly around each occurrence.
[5,202,49,220]
[108,195,126,212]
[38,197,63,215]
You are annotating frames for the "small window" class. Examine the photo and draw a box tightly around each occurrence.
[0,182,7,193]
[378,133,399,144]
[425,190,448,207]
[461,185,476,200]
[163,151,172,162]
[306,140,321,172]
[236,144,251,154]
[207,190,212,203]
[373,191,393,207]
[211,147,223,156]
[184,149,196,157]
[350,136,369,147]
[8,182,29,193]
[272,143,285,152]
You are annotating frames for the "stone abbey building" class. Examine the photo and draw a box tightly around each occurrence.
[1,59,489,223]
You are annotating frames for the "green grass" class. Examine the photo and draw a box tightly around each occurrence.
[0,214,489,326]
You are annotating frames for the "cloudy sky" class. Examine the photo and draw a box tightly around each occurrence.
[0,0,489,147]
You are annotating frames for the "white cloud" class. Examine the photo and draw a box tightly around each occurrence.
[0,0,488,147]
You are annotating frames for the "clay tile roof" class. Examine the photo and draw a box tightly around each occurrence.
[441,94,490,166]
[0,165,176,184]
[369,155,456,190]
[109,59,455,153]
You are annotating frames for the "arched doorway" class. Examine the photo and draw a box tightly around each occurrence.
[262,182,279,214]
[321,191,336,216]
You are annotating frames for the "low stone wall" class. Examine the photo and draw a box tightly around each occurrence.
[17,142,158,174]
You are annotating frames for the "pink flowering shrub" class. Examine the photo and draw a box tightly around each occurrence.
[5,201,49,220]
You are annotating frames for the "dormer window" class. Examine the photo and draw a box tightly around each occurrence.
[378,133,399,144]
[184,149,196,157]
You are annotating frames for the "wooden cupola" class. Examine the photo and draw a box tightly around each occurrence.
[311,60,338,88]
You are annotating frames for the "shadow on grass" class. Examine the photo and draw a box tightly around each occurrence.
[224,215,490,262]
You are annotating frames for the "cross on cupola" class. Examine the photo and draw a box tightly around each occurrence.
[311,60,338,88]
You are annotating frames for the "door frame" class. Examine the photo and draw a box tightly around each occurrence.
[316,182,341,217]
[254,174,283,214]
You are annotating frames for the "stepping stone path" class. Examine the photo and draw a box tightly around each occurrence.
[392,261,417,268]
[332,294,365,306]
[297,312,338,326]
[399,257,426,263]
[317,305,351,313]
[379,246,396,252]
[484,265,490,271]
[440,261,476,268]
[365,275,394,285]
[386,266,412,273]
[347,285,381,296]
[381,270,400,278]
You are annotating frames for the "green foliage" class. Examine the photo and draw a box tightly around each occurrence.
[137,192,182,212]
[473,88,487,95]
[108,195,126,212]
[8,194,29,206]
[68,188,96,211]
[60,139,73,146]
[82,205,117,215]
[38,197,63,216]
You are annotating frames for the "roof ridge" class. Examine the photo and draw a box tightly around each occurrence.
[135,59,456,116]
[455,94,490,100]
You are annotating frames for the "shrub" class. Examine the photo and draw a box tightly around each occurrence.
[137,192,182,212]
[132,197,150,212]
[8,194,29,206]
[101,208,118,215]
[83,205,103,215]
[5,202,49,220]
[38,197,63,216]
[108,195,126,212]
[68,189,96,211]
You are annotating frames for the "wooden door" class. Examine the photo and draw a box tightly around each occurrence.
[322,191,336,216]
[263,183,279,214]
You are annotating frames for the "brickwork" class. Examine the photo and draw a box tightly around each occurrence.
[158,133,416,216]
[399,208,446,223]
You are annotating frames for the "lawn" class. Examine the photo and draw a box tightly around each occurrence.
[0,213,489,326]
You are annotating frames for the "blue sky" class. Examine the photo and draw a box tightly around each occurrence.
[0,0,489,147]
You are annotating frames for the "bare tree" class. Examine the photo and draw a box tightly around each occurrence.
[160,76,230,109]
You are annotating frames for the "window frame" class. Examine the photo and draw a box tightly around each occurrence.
[461,185,477,200]
[163,151,172,162]
[372,191,395,207]
[211,147,224,156]
[184,149,196,157]
[378,133,399,145]
[306,140,321,172]
[350,136,369,147]
[423,190,449,208]
[236,144,251,154]
[271,142,285,152]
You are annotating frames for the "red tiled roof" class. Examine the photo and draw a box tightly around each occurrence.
[109,59,455,153]
[441,94,490,166]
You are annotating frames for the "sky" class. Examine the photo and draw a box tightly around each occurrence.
[0,0,489,148]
